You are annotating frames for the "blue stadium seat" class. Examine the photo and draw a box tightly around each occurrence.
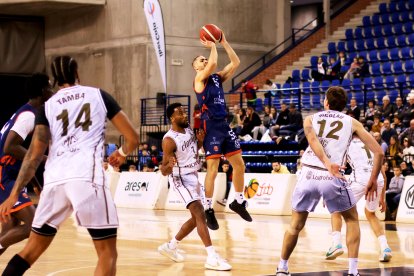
[404,23,414,34]
[331,79,340,86]
[401,47,412,60]
[302,95,311,110]
[340,65,350,75]
[379,49,389,62]
[389,2,397,13]
[362,16,371,27]
[394,23,404,35]
[389,48,400,61]
[337,41,346,53]
[405,60,414,73]
[310,56,318,69]
[301,69,311,81]
[310,81,320,94]
[368,50,378,62]
[380,14,391,25]
[291,82,300,96]
[355,40,366,51]
[302,82,311,94]
[396,74,407,87]
[346,52,357,65]
[397,35,407,47]
[363,77,373,91]
[409,0,414,11]
[408,74,414,87]
[388,89,399,102]
[397,1,408,11]
[371,63,381,76]
[408,33,414,46]
[281,83,291,96]
[373,26,383,38]
[382,62,393,75]
[376,37,386,49]
[292,69,301,82]
[386,36,397,48]
[400,11,410,22]
[363,27,373,39]
[354,28,363,40]
[378,3,387,14]
[385,76,396,89]
[393,61,404,75]
[365,38,375,50]
[256,98,263,112]
[346,40,355,52]
[341,79,351,92]
[351,78,362,93]
[327,42,336,55]
[390,13,402,24]
[321,80,330,91]
[372,15,381,26]
[311,94,321,109]
[373,76,385,91]
[345,29,353,40]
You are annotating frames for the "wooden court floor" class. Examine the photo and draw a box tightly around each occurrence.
[1,208,413,275]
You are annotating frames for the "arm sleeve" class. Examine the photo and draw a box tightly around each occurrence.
[100,89,122,120]
[10,111,35,140]
[35,105,49,127]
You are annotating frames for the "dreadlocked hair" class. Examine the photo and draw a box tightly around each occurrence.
[51,56,78,87]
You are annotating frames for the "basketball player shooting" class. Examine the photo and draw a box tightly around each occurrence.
[193,26,252,231]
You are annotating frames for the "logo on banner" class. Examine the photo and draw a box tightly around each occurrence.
[125,181,149,192]
[147,2,155,16]
[405,184,414,209]
[244,179,274,199]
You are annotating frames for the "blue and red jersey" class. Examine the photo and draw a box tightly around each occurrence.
[195,74,227,120]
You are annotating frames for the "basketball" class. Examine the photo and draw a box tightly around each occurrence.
[199,24,222,43]
[244,178,259,199]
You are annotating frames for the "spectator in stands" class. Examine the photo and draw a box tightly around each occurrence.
[279,103,303,133]
[381,118,398,145]
[392,115,405,135]
[103,160,113,172]
[354,56,369,79]
[326,56,341,81]
[378,96,395,120]
[385,135,402,168]
[399,119,414,145]
[147,160,156,172]
[386,166,405,220]
[371,115,383,134]
[344,57,359,80]
[270,103,289,139]
[193,103,201,132]
[364,100,378,130]
[240,107,261,140]
[394,97,405,119]
[241,79,258,108]
[252,105,271,140]
[373,131,388,153]
[217,160,233,206]
[383,161,393,189]
[263,79,277,105]
[233,108,246,136]
[311,56,327,81]
[129,165,137,172]
[339,51,346,66]
[229,105,240,130]
[271,161,290,174]
[113,165,120,172]
[399,161,412,176]
[402,94,414,127]
[346,98,361,119]
[270,106,278,125]
[402,137,414,164]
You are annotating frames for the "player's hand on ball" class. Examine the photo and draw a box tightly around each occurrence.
[220,32,227,44]
[200,38,216,48]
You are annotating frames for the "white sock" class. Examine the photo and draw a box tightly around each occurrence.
[378,235,389,250]
[348,258,358,275]
[234,192,244,204]
[205,198,212,209]
[278,259,288,271]
[168,237,179,249]
[205,245,216,257]
[332,231,342,245]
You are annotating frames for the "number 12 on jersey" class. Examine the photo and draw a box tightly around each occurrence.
[56,103,92,136]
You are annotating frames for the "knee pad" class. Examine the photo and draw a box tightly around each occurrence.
[87,228,117,240]
[32,224,57,236]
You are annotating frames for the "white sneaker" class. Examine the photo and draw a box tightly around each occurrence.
[158,243,185,262]
[276,268,291,276]
[325,244,344,260]
[205,254,232,271]
[379,247,392,262]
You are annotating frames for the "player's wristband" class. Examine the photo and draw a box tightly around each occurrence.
[118,147,128,157]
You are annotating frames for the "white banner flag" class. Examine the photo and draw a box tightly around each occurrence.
[143,0,167,92]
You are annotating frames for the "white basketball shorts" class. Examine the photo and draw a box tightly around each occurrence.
[32,181,119,230]
[169,172,205,208]
[349,179,384,212]
[292,165,356,213]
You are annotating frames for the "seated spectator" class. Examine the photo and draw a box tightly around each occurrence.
[365,100,378,129]
[229,105,240,129]
[346,98,361,119]
[279,103,303,134]
[383,161,393,189]
[354,56,369,79]
[378,96,396,120]
[129,164,137,172]
[147,160,156,172]
[270,103,289,139]
[381,118,398,145]
[271,161,290,174]
[311,56,327,81]
[240,107,261,139]
[385,135,402,168]
[103,159,113,172]
[373,131,388,153]
[402,94,414,127]
[232,107,246,136]
[402,137,414,163]
[394,97,405,119]
[344,57,360,80]
[113,165,120,172]
[400,161,412,176]
[392,115,405,136]
[326,56,341,81]
[399,119,414,146]
[386,166,405,220]
[252,105,271,140]
[241,79,258,108]
[370,115,383,134]
[217,160,232,206]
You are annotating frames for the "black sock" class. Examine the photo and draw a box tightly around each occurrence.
[2,254,30,276]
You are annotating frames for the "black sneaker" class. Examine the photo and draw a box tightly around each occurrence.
[205,208,219,230]
[229,200,252,222]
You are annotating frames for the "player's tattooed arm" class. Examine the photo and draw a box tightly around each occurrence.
[0,125,50,221]
[161,137,177,176]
